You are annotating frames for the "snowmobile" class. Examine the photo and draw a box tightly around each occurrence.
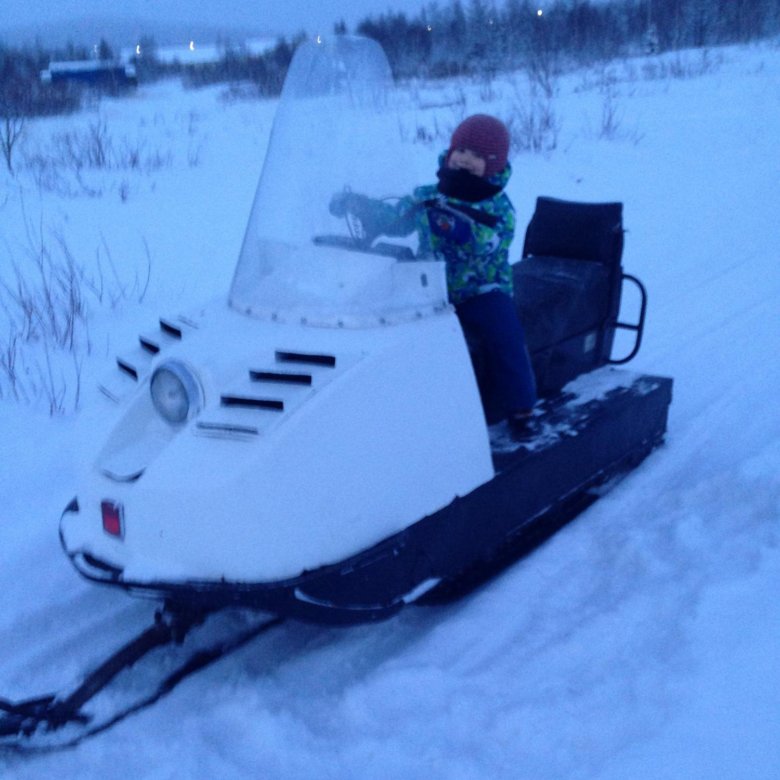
[57,36,671,623]
[2,36,671,747]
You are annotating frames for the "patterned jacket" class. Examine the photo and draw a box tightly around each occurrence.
[363,157,515,305]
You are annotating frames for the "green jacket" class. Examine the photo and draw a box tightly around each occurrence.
[365,158,515,305]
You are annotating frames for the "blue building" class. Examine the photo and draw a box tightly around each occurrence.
[40,60,138,90]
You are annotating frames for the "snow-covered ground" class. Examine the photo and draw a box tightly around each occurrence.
[1,39,779,778]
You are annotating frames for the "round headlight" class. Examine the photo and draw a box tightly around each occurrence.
[150,361,202,424]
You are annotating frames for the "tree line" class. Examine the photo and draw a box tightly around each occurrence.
[356,0,780,78]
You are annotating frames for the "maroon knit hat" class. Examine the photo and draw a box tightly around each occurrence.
[448,114,510,178]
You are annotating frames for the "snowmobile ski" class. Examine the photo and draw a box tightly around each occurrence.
[0,608,283,754]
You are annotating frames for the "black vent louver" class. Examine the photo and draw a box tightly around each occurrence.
[250,369,313,386]
[116,358,139,380]
[275,350,336,368]
[159,319,184,339]
[220,395,285,411]
[139,336,161,354]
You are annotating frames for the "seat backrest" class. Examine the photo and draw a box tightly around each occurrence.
[522,196,624,268]
[514,197,626,397]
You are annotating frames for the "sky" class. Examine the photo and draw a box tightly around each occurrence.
[0,0,436,45]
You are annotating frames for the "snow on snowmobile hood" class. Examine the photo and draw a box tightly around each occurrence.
[229,36,447,328]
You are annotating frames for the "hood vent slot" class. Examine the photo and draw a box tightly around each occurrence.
[221,394,284,411]
[139,336,161,354]
[116,358,139,380]
[250,369,312,386]
[160,318,184,339]
[276,350,336,368]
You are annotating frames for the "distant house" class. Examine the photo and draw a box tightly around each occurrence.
[40,60,138,90]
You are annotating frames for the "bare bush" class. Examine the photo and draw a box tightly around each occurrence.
[591,65,643,143]
[476,72,502,103]
[641,48,724,81]
[22,117,173,197]
[526,54,560,101]
[507,75,560,155]
[0,250,87,412]
[0,331,26,403]
[82,235,151,307]
[1,115,25,174]
[572,62,646,145]
[399,67,560,156]
[598,83,625,141]
[0,216,152,414]
[396,81,467,149]
[398,113,452,147]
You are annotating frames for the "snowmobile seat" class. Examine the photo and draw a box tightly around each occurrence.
[513,196,646,397]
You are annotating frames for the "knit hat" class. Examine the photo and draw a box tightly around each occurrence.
[448,114,510,178]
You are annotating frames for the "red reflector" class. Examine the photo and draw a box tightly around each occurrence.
[101,501,124,538]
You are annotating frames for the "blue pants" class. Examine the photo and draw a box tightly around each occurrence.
[455,290,537,424]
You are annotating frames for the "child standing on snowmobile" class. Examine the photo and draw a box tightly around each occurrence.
[329,113,537,428]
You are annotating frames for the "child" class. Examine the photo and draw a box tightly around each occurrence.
[330,114,537,429]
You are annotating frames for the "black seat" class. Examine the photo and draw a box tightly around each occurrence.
[513,197,644,397]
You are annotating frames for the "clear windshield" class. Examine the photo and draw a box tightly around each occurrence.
[229,36,447,328]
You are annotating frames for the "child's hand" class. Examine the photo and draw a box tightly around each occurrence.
[329,191,371,218]
[329,192,388,243]
[329,191,352,217]
[427,203,474,245]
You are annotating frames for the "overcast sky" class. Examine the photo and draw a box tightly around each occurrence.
[1,0,437,44]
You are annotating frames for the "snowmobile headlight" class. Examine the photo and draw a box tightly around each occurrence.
[150,360,202,424]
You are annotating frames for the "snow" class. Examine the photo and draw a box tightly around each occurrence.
[1,39,780,778]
